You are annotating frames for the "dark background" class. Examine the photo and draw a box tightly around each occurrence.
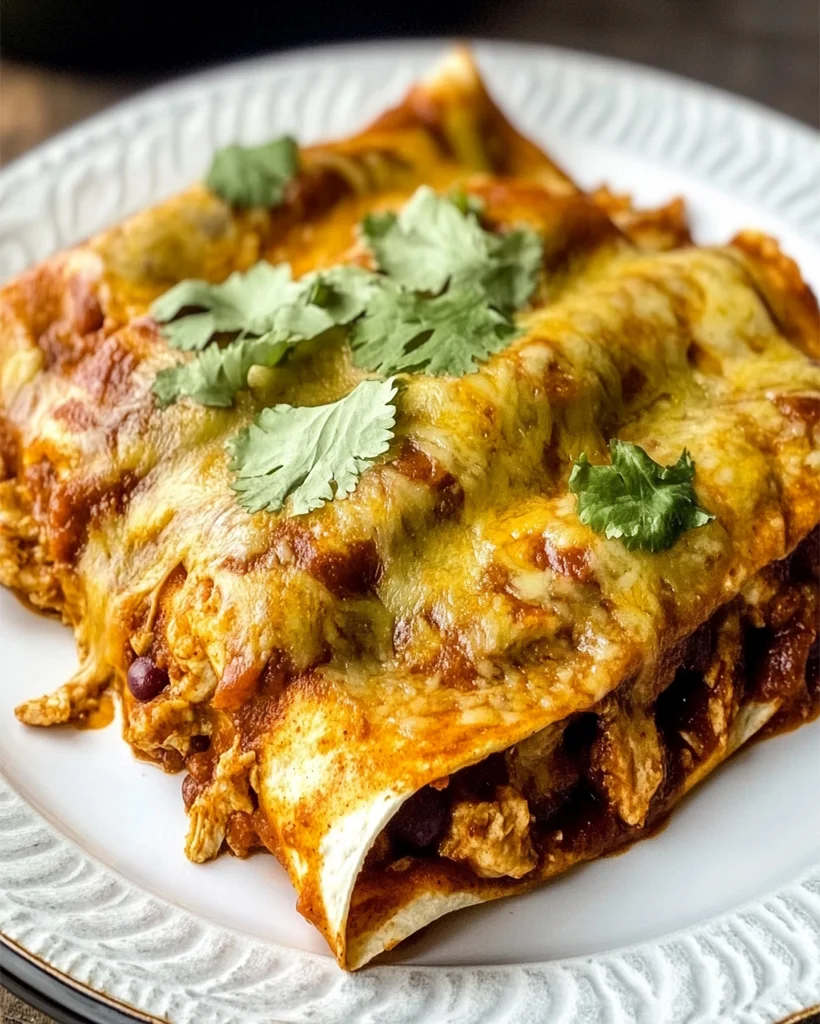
[0,0,817,168]
[0,1,817,1021]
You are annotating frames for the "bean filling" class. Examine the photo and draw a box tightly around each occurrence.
[127,657,169,701]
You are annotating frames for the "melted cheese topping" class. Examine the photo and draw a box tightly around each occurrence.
[1,48,818,966]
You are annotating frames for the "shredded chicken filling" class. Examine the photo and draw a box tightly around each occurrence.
[439,784,537,879]
[367,535,818,881]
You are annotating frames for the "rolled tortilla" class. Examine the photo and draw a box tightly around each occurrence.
[2,48,818,971]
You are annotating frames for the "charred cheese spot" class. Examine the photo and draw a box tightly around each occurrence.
[52,399,99,432]
[45,471,139,564]
[4,257,103,347]
[528,536,594,584]
[686,340,723,376]
[68,274,105,336]
[775,393,820,432]
[69,333,143,406]
[432,631,480,690]
[273,522,383,598]
[391,440,465,520]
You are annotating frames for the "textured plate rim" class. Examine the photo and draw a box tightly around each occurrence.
[0,936,156,1024]
[0,38,818,1024]
[1,38,818,185]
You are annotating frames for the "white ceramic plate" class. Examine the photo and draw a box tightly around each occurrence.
[1,39,819,1024]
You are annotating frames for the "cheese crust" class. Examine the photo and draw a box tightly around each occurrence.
[1,48,818,969]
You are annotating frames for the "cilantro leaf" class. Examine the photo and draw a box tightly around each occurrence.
[158,313,220,353]
[153,334,292,408]
[151,262,326,351]
[350,284,516,376]
[151,261,359,408]
[205,136,299,207]
[569,440,715,553]
[361,186,488,294]
[483,228,545,312]
[227,378,397,515]
[306,264,382,325]
[361,185,542,311]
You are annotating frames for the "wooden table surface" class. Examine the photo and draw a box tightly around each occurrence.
[0,1,817,1020]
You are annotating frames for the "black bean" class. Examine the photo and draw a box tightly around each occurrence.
[127,657,169,702]
[181,773,199,809]
[387,786,450,850]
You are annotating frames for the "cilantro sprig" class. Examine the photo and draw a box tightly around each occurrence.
[151,185,546,517]
[154,335,294,409]
[151,262,329,351]
[361,185,542,312]
[228,378,397,514]
[349,187,542,376]
[206,136,299,208]
[151,262,358,408]
[569,440,715,553]
[350,283,516,376]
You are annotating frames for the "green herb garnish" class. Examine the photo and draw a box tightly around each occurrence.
[361,185,542,311]
[227,378,397,515]
[350,283,515,376]
[307,264,383,325]
[205,136,299,208]
[153,335,294,409]
[151,262,354,407]
[151,262,328,351]
[569,440,715,553]
[152,184,547,518]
